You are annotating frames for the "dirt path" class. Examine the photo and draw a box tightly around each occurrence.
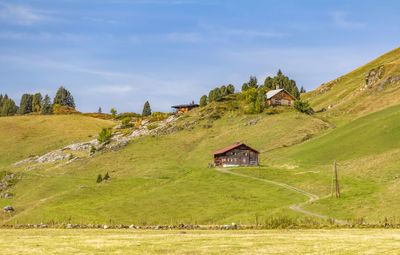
[217,168,347,225]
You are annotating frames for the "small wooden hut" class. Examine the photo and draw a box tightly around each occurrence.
[213,142,259,167]
[171,104,199,114]
[266,89,296,106]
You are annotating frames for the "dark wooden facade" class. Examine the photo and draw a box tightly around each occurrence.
[213,142,259,167]
[171,104,199,113]
[266,89,296,106]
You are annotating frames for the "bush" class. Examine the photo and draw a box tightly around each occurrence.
[151,112,170,121]
[147,124,158,130]
[97,128,113,144]
[294,100,312,114]
[53,105,80,115]
[96,174,103,183]
[103,172,110,181]
[121,117,131,128]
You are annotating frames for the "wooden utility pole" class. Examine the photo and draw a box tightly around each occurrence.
[331,160,335,197]
[334,160,341,198]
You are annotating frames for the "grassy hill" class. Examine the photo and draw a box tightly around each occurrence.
[0,115,115,168]
[303,46,400,125]
[1,107,329,225]
[2,47,400,226]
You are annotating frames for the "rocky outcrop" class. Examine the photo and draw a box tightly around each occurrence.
[365,66,384,88]
[13,115,181,167]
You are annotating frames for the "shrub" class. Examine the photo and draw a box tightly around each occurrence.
[96,174,103,183]
[151,112,170,121]
[103,172,110,181]
[90,146,96,154]
[121,117,131,128]
[147,124,158,130]
[97,128,113,144]
[53,105,80,115]
[294,100,312,114]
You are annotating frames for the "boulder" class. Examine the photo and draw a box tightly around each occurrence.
[3,205,14,212]
[103,225,109,229]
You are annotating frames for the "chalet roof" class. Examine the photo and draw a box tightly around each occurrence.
[266,89,296,100]
[213,142,259,155]
[171,104,199,109]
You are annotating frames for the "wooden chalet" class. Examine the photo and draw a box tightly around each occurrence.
[266,89,296,106]
[213,142,259,167]
[171,103,199,114]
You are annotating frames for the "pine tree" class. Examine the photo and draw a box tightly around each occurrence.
[264,76,274,89]
[19,94,33,114]
[1,98,18,116]
[200,95,207,107]
[32,93,42,113]
[242,83,249,91]
[41,94,53,114]
[213,88,222,101]
[98,107,102,113]
[221,85,227,97]
[248,76,258,89]
[208,90,215,102]
[53,87,75,108]
[142,101,152,116]
[300,86,306,93]
[227,84,235,94]
[104,172,110,181]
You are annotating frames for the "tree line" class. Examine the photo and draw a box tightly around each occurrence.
[198,69,306,110]
[0,86,75,117]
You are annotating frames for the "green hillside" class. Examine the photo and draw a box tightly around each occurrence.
[1,108,328,225]
[303,46,400,125]
[2,47,400,226]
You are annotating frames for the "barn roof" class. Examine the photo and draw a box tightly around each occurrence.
[171,104,199,109]
[266,89,295,100]
[213,142,259,155]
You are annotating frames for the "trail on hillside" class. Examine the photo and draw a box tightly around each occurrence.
[216,168,347,225]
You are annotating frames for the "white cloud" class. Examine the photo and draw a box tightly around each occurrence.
[0,2,51,25]
[332,11,365,29]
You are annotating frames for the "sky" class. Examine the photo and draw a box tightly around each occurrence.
[0,0,399,113]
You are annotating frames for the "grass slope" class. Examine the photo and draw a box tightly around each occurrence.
[2,109,329,225]
[0,115,115,168]
[235,104,400,222]
[303,46,400,125]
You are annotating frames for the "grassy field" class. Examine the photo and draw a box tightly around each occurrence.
[0,114,115,168]
[0,229,399,254]
[235,104,400,223]
[1,109,328,225]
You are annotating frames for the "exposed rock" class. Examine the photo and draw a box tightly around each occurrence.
[232,222,238,229]
[103,225,109,229]
[67,224,72,229]
[3,205,14,212]
[244,117,262,126]
[365,65,384,87]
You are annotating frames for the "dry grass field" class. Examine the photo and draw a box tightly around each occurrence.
[0,229,399,254]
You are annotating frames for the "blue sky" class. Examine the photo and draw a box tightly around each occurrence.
[0,0,399,113]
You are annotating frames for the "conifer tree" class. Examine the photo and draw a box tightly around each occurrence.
[104,172,110,181]
[32,93,42,113]
[242,83,249,91]
[98,107,102,113]
[213,88,222,101]
[41,94,53,114]
[248,76,258,89]
[19,94,33,114]
[142,101,152,116]
[1,98,18,116]
[208,90,215,102]
[53,87,75,108]
[221,85,227,97]
[200,95,207,107]
[300,86,306,93]
[227,84,235,94]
